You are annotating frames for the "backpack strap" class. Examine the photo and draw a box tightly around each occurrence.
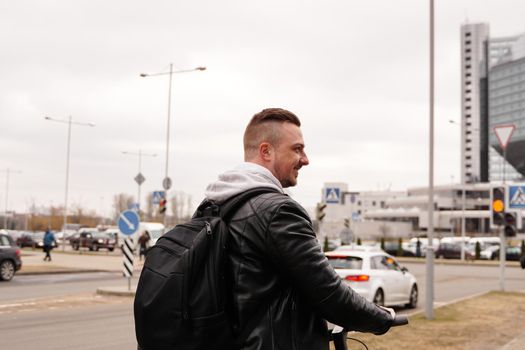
[219,187,281,220]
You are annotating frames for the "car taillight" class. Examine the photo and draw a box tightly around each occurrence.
[345,275,369,282]
[15,249,21,257]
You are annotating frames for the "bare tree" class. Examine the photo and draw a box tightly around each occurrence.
[112,193,135,221]
[170,191,193,225]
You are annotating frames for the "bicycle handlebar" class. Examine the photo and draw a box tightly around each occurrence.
[391,315,409,327]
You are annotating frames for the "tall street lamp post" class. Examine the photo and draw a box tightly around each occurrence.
[45,116,95,249]
[122,149,157,217]
[139,64,206,229]
[426,0,435,320]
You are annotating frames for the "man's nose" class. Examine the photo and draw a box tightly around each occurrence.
[301,153,309,166]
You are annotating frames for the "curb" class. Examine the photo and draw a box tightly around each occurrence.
[96,287,136,297]
[18,268,109,276]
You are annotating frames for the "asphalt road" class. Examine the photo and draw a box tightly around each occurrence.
[1,272,139,302]
[0,301,136,349]
[1,262,524,349]
[401,261,525,314]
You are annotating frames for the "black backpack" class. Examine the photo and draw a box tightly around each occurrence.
[134,188,275,350]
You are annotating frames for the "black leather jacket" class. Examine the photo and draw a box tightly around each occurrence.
[227,192,393,350]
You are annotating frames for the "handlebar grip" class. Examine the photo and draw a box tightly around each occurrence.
[391,315,409,327]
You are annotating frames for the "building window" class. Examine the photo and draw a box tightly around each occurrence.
[467,122,471,126]
[466,57,471,61]
[466,114,471,118]
[466,32,471,37]
[466,156,472,160]
[466,90,471,93]
[466,40,471,45]
[466,131,472,134]
[357,201,361,206]
[466,65,471,69]
[466,147,471,151]
[465,49,471,53]
[466,106,471,110]
[372,201,376,206]
[465,97,471,102]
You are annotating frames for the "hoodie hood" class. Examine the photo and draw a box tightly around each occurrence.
[205,162,284,203]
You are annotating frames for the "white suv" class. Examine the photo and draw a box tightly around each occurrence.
[326,246,418,308]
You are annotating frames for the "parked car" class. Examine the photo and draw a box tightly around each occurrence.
[0,232,22,281]
[325,246,418,308]
[16,233,37,248]
[481,245,521,261]
[435,242,474,260]
[69,230,116,251]
[16,232,58,249]
[382,241,416,257]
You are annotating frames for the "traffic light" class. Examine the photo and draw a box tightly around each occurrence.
[504,211,517,237]
[159,198,167,214]
[491,186,506,227]
[316,203,326,222]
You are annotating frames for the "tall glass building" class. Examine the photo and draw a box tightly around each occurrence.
[460,23,525,183]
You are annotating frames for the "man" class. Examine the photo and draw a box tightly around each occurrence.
[43,228,56,262]
[205,108,394,350]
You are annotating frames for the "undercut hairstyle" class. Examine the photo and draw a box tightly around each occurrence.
[243,108,301,160]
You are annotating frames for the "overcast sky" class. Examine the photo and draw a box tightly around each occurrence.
[2,0,525,217]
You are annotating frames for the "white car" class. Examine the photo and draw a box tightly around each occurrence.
[325,246,418,308]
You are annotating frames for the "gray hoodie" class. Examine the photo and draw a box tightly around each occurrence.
[205,162,285,204]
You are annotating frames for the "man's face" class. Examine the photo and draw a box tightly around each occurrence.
[272,123,309,188]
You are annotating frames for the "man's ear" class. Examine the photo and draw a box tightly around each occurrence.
[259,142,273,161]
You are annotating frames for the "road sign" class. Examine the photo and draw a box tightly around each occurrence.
[509,185,525,209]
[325,187,341,204]
[493,124,516,150]
[134,172,145,185]
[118,210,140,236]
[152,191,165,205]
[162,177,172,190]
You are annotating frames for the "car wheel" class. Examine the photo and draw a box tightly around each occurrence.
[0,260,15,281]
[405,285,418,309]
[373,289,385,306]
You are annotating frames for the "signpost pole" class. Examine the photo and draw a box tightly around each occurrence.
[118,210,140,291]
[493,124,515,293]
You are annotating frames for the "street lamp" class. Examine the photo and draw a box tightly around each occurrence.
[2,168,22,229]
[426,0,436,320]
[122,149,157,217]
[139,64,206,229]
[45,115,95,249]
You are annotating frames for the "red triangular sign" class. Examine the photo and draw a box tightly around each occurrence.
[493,124,516,150]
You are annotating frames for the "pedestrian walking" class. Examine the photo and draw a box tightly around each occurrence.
[138,230,150,261]
[43,228,56,262]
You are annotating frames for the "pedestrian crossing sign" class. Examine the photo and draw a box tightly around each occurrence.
[509,185,525,209]
[325,187,341,204]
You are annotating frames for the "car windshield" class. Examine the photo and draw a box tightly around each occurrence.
[326,256,363,270]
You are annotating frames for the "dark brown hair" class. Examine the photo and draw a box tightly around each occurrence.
[243,108,301,159]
